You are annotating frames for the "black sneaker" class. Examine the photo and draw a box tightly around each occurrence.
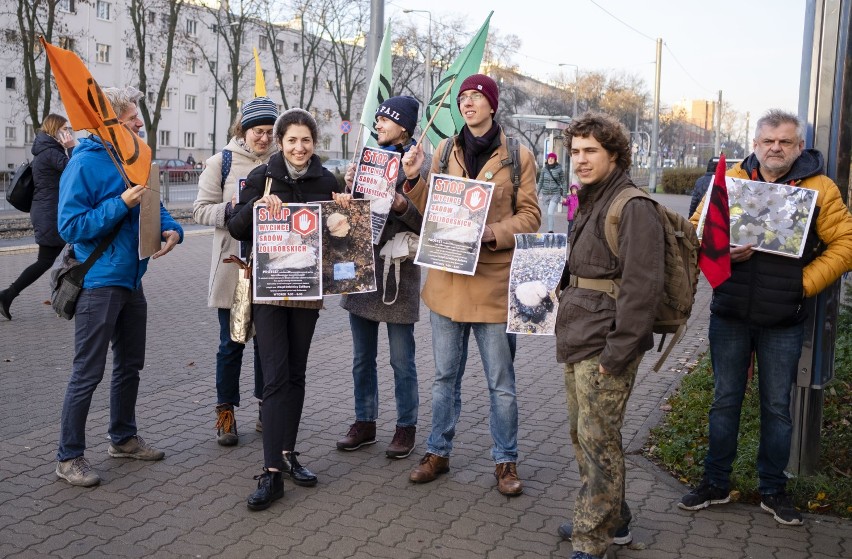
[557,521,632,545]
[678,478,730,510]
[760,492,803,526]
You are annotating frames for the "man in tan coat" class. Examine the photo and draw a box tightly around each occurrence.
[401,74,540,496]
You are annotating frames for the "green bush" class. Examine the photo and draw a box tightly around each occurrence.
[660,167,704,194]
[647,286,852,519]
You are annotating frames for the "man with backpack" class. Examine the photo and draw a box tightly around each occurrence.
[554,112,666,559]
[401,74,541,496]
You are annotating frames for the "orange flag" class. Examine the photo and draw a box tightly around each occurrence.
[40,37,151,185]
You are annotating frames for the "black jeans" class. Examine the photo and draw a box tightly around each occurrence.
[10,244,63,294]
[253,304,319,470]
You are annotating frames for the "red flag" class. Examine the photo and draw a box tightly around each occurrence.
[40,37,151,185]
[699,155,731,288]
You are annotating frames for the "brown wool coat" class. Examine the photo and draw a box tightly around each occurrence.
[405,132,541,323]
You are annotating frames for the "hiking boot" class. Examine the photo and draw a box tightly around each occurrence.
[678,478,730,510]
[55,456,100,487]
[558,521,632,545]
[247,469,283,511]
[336,421,376,451]
[282,451,318,487]
[760,492,803,526]
[108,435,165,461]
[386,425,416,459]
[494,462,523,496]
[215,404,238,446]
[409,453,449,483]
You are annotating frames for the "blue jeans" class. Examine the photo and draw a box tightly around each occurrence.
[427,311,518,463]
[216,308,263,405]
[57,286,147,462]
[704,314,804,495]
[350,313,418,426]
[539,193,562,232]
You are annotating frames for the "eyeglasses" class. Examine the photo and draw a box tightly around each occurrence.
[251,128,274,139]
[457,92,485,104]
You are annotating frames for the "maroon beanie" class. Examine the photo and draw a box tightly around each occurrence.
[458,74,498,112]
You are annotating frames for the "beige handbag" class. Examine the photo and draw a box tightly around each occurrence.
[224,177,272,344]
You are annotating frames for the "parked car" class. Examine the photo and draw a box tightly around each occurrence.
[153,158,196,182]
[322,158,349,175]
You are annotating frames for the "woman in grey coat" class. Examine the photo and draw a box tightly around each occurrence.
[537,152,566,233]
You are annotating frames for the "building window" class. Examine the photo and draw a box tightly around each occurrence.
[59,0,76,13]
[147,91,156,105]
[259,35,268,51]
[187,58,197,74]
[208,133,214,145]
[161,13,169,26]
[148,10,156,24]
[184,132,196,148]
[325,80,332,92]
[293,42,298,52]
[5,29,17,42]
[275,40,284,54]
[208,96,215,108]
[159,130,171,146]
[161,91,170,110]
[96,0,111,20]
[186,19,197,36]
[24,125,36,144]
[59,36,76,52]
[5,127,16,141]
[293,74,298,83]
[126,46,135,59]
[96,43,111,64]
[185,95,196,111]
[5,77,15,90]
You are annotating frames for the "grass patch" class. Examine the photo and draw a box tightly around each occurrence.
[646,284,852,519]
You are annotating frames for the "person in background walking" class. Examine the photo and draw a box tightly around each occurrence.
[0,114,76,320]
[193,97,279,446]
[564,184,580,240]
[537,152,566,233]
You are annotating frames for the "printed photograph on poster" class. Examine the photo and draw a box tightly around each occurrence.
[696,177,818,258]
[507,233,567,335]
[351,146,401,243]
[253,203,322,300]
[414,173,494,276]
[320,199,377,295]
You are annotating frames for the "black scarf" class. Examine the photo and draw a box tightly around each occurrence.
[461,122,500,178]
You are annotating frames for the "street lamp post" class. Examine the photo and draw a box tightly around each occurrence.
[211,23,220,156]
[403,10,432,110]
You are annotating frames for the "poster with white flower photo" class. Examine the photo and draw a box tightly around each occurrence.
[696,177,818,258]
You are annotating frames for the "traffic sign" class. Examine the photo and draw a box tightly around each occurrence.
[340,120,352,134]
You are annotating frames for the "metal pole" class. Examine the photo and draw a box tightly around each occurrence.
[714,90,722,155]
[366,0,384,84]
[648,38,662,192]
[212,25,219,155]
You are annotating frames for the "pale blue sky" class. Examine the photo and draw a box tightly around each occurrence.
[388,0,807,131]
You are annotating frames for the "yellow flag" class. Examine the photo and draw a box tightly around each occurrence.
[253,48,267,97]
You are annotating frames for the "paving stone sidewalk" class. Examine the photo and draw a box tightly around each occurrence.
[1,209,849,558]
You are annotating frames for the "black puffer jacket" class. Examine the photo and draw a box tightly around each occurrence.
[30,131,70,247]
[711,150,826,327]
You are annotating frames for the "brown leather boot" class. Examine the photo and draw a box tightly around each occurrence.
[495,462,523,496]
[336,421,376,451]
[409,453,449,483]
[386,425,416,459]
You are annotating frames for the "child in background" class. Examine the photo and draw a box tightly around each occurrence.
[564,184,580,240]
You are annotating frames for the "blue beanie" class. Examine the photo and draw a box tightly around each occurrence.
[241,97,278,130]
[375,95,419,136]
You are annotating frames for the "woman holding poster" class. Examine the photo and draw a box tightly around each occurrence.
[228,108,342,511]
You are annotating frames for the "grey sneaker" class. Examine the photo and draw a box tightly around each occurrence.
[56,456,101,487]
[760,492,803,526]
[678,478,730,510]
[108,435,165,461]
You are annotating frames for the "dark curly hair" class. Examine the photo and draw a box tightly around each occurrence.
[562,112,631,171]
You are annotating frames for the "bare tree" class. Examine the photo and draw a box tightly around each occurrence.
[14,0,63,130]
[128,0,184,157]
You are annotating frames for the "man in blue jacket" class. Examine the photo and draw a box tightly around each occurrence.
[55,86,183,487]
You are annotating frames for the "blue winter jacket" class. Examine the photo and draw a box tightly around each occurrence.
[58,136,184,290]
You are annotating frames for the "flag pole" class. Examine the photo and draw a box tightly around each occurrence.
[416,74,459,147]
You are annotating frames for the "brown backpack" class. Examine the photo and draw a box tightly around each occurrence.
[575,187,699,371]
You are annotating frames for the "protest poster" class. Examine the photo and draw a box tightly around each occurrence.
[697,177,818,258]
[320,199,377,295]
[253,203,322,300]
[351,146,401,243]
[507,233,567,335]
[414,173,494,275]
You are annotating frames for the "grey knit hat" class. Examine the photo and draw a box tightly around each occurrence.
[241,97,278,130]
[274,108,319,142]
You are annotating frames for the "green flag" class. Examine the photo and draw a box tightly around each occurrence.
[419,12,492,149]
[360,21,393,147]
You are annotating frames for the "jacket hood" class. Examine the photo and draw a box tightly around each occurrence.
[31,131,65,157]
[739,148,824,184]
